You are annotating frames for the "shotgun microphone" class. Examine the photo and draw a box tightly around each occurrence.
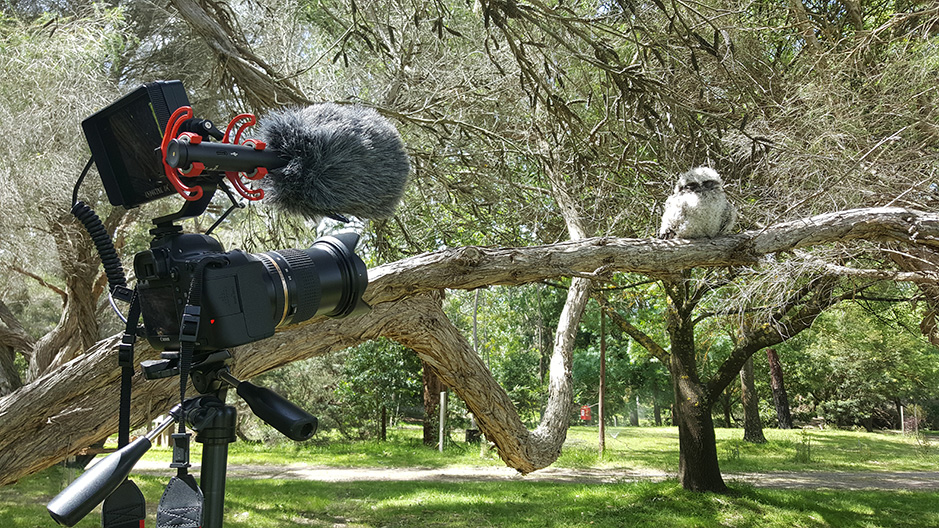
[258,104,410,220]
[165,103,410,220]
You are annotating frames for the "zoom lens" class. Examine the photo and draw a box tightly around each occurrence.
[254,232,370,327]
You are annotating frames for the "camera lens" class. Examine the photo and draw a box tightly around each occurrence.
[253,233,369,327]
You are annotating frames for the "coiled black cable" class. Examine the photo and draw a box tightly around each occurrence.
[71,200,128,292]
[71,156,128,293]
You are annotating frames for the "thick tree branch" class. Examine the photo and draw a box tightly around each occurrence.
[368,207,939,304]
[169,0,310,109]
[0,300,33,353]
[704,276,840,404]
[886,246,939,346]
[10,266,67,303]
[526,162,592,468]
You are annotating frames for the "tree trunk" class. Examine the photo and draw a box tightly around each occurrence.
[665,280,727,493]
[672,372,726,493]
[422,361,445,446]
[863,413,874,433]
[841,0,865,33]
[766,348,794,429]
[720,388,733,428]
[789,0,822,55]
[740,357,767,443]
[652,380,663,426]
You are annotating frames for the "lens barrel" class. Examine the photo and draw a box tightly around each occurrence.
[254,233,369,328]
[136,232,369,351]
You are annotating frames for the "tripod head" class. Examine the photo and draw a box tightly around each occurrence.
[47,350,317,527]
[143,350,318,441]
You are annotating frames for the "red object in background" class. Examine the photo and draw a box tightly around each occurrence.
[580,405,592,421]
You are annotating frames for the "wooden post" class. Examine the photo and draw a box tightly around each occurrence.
[439,391,447,452]
[599,309,606,456]
[380,405,387,441]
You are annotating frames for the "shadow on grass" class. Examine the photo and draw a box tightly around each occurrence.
[221,478,939,528]
[4,466,938,528]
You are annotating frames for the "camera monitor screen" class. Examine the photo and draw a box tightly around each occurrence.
[82,81,191,208]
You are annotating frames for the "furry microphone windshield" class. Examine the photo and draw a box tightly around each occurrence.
[258,103,410,220]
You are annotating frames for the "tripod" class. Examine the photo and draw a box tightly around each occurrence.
[48,349,317,528]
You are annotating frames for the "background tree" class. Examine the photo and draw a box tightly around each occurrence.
[334,338,423,440]
[765,348,794,429]
[776,301,939,430]
[0,9,126,389]
[739,356,767,443]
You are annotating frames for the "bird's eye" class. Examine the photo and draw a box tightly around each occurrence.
[683,183,699,191]
[703,180,718,190]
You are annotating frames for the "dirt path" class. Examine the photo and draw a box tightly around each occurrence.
[129,461,939,491]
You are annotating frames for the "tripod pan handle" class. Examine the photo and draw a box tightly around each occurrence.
[236,382,318,441]
[48,437,152,526]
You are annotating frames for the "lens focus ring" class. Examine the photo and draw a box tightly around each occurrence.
[274,249,321,323]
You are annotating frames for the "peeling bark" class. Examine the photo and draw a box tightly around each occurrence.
[169,0,309,109]
[368,208,939,305]
[27,215,100,381]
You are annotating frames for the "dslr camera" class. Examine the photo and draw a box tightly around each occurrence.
[81,80,369,352]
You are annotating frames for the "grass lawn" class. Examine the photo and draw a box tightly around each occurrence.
[136,425,939,474]
[3,425,938,527]
[2,466,937,528]
[559,426,939,473]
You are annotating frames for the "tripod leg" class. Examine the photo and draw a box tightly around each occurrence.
[187,397,237,528]
[200,442,229,528]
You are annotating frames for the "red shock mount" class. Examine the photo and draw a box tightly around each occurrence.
[160,107,267,202]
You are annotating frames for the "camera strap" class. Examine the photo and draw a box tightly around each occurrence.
[101,288,147,528]
[102,478,146,528]
[157,469,203,528]
[154,261,220,528]
[117,288,142,448]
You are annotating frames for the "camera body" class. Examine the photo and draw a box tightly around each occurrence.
[134,232,272,350]
[134,230,368,351]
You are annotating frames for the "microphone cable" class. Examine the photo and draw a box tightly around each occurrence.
[70,156,133,317]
